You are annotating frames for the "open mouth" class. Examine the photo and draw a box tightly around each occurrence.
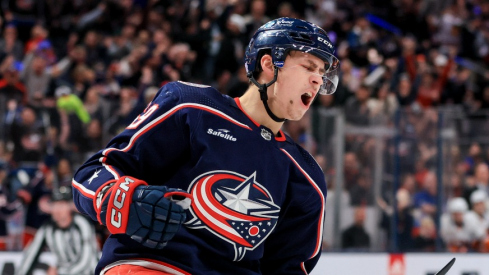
[301,92,313,106]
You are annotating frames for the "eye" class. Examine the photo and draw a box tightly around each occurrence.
[302,65,315,72]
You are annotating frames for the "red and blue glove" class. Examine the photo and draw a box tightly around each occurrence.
[94,176,192,249]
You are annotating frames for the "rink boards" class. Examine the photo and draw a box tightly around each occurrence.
[0,252,488,274]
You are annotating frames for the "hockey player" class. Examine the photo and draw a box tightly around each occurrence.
[72,17,339,274]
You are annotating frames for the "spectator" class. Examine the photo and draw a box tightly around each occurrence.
[106,86,137,136]
[463,163,489,206]
[344,84,371,126]
[367,82,399,125]
[343,152,361,192]
[413,216,436,252]
[82,30,108,67]
[395,74,417,107]
[379,188,415,252]
[244,0,269,40]
[15,165,56,247]
[83,86,108,122]
[23,25,50,56]
[441,197,485,252]
[0,24,24,61]
[466,190,489,252]
[55,85,90,124]
[56,158,73,187]
[413,170,437,219]
[0,162,22,251]
[400,173,416,198]
[20,46,73,104]
[341,207,371,251]
[6,105,45,166]
[463,142,483,175]
[350,170,374,206]
[0,57,26,105]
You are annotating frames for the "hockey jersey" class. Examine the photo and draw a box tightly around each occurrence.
[72,81,327,275]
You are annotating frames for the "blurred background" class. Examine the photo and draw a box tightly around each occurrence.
[0,0,488,266]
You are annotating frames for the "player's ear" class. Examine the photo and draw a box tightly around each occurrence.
[259,54,274,83]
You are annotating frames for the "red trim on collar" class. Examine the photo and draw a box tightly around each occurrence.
[275,130,286,142]
[235,98,287,142]
[234,97,260,127]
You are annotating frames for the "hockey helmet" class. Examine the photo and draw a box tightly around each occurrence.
[51,186,73,202]
[470,190,487,204]
[245,17,340,95]
[447,197,468,213]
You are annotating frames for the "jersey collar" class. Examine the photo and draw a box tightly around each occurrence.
[234,97,286,142]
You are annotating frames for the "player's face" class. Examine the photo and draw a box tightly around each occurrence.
[272,51,326,120]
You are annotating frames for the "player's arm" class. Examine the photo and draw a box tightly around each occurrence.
[260,184,326,274]
[72,83,192,248]
[16,223,47,275]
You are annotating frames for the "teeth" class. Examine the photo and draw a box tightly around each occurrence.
[303,92,312,97]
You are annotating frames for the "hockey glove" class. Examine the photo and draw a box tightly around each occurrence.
[95,176,192,249]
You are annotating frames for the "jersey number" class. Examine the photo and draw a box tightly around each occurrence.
[127,104,159,129]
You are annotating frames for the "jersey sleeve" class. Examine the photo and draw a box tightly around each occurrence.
[72,83,191,222]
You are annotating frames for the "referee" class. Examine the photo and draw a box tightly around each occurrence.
[16,186,99,275]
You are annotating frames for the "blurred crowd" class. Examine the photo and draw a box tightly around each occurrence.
[0,0,488,254]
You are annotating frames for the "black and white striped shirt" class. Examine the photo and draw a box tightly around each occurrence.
[16,214,99,275]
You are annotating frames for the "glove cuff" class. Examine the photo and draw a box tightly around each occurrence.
[104,176,148,234]
[94,180,116,225]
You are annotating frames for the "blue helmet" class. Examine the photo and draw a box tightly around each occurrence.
[245,17,340,95]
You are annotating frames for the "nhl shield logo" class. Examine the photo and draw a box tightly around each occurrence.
[260,129,272,141]
[186,171,280,261]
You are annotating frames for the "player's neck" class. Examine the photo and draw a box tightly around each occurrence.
[239,86,284,135]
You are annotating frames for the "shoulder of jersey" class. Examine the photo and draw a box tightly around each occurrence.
[288,139,324,175]
[163,81,231,108]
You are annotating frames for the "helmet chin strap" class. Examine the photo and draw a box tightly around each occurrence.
[247,67,286,123]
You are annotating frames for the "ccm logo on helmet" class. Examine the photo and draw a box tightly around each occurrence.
[111,177,134,228]
[317,37,333,49]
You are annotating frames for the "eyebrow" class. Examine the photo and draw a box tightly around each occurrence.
[307,60,326,74]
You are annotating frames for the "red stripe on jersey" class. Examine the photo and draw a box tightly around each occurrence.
[235,97,260,127]
[280,149,325,260]
[72,179,95,198]
[102,103,252,157]
[102,163,121,179]
[252,184,269,198]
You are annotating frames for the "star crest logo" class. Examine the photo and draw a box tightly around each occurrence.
[186,171,280,261]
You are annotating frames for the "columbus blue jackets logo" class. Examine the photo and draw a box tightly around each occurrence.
[186,171,280,261]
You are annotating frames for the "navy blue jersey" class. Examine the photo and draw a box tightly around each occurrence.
[72,81,327,275]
